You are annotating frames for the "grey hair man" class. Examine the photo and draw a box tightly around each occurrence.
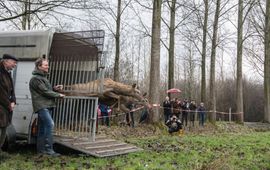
[0,54,18,151]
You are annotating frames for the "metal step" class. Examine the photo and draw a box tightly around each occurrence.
[54,135,142,157]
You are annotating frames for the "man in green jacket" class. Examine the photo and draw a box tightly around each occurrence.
[0,54,18,151]
[29,57,65,156]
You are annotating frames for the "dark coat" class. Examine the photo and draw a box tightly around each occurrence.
[99,103,109,113]
[189,103,197,111]
[165,116,182,133]
[172,101,181,115]
[0,61,16,127]
[163,100,172,115]
[197,106,206,114]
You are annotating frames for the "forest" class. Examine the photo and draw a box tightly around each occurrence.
[0,0,270,169]
[1,0,269,122]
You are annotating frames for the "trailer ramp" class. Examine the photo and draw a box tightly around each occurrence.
[52,96,142,157]
[54,135,142,157]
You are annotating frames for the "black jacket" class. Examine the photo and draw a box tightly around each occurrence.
[163,100,171,115]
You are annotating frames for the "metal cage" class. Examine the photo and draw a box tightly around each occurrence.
[48,30,105,141]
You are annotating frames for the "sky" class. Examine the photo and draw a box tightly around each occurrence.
[0,0,264,84]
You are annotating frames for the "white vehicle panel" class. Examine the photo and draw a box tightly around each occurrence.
[13,61,35,135]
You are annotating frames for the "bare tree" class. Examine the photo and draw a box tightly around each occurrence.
[236,0,244,122]
[235,0,257,122]
[209,0,221,123]
[184,41,196,100]
[201,0,208,103]
[149,0,162,123]
[113,0,122,82]
[167,0,176,92]
[163,0,199,100]
[0,0,68,22]
[83,0,132,82]
[21,0,30,30]
[244,0,264,78]
[265,0,270,122]
[0,0,101,30]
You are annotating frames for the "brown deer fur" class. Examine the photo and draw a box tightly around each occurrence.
[61,78,149,113]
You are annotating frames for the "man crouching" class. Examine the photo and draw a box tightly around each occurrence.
[165,115,182,134]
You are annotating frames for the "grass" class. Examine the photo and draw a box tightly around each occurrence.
[0,124,270,170]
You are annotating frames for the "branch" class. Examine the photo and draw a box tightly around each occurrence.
[0,1,67,21]
[133,0,152,10]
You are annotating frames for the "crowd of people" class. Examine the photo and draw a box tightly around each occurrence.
[97,95,207,134]
[163,97,206,133]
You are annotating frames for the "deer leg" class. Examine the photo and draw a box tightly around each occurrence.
[103,91,121,111]
[120,104,130,113]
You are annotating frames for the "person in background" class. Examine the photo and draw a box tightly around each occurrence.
[189,100,197,127]
[197,102,206,127]
[172,98,181,119]
[165,114,182,134]
[96,105,101,133]
[180,99,189,127]
[29,57,65,156]
[0,54,18,151]
[99,103,110,126]
[126,102,135,127]
[163,96,172,123]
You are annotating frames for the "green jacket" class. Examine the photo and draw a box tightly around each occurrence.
[29,69,61,113]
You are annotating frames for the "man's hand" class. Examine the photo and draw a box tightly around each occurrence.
[59,94,65,98]
[10,102,15,111]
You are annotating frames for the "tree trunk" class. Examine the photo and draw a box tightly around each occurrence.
[113,0,121,82]
[22,1,27,30]
[22,0,31,30]
[149,0,162,123]
[168,0,176,91]
[27,0,31,30]
[187,45,194,100]
[209,0,220,123]
[236,0,244,123]
[201,0,208,103]
[265,0,270,122]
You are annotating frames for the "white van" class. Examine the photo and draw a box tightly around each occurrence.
[0,29,105,148]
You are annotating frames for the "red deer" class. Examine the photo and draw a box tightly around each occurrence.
[61,78,150,113]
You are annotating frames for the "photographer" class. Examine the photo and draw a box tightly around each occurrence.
[165,114,182,134]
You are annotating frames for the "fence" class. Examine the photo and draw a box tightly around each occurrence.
[52,96,98,141]
[160,107,243,126]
